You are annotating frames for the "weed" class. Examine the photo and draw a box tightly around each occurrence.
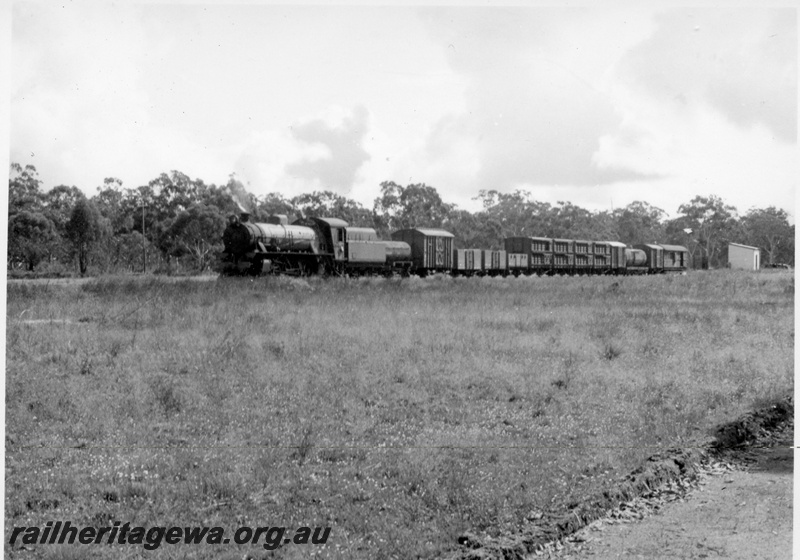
[533,316,557,332]
[292,423,315,465]
[265,341,285,359]
[79,356,93,375]
[106,338,125,362]
[201,472,244,502]
[602,341,622,360]
[42,545,96,560]
[149,375,183,417]
[551,377,568,390]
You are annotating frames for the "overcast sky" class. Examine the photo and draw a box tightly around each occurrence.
[8,2,797,220]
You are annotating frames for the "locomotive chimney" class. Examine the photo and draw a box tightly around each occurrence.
[235,200,250,223]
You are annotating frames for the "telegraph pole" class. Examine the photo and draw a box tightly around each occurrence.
[141,203,147,274]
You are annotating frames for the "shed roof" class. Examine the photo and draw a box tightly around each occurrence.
[659,244,689,252]
[728,242,760,251]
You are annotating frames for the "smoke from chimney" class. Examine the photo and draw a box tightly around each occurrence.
[227,175,254,214]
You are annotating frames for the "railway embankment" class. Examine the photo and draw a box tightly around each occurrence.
[446,394,793,560]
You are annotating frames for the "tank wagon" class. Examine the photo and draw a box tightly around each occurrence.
[220,211,689,277]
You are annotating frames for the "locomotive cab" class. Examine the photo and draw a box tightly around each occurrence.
[292,217,349,271]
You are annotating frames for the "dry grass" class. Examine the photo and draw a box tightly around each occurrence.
[5,270,793,559]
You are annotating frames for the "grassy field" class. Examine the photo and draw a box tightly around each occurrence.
[5,270,793,559]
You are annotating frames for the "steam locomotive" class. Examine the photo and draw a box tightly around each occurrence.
[221,213,413,276]
[220,212,689,277]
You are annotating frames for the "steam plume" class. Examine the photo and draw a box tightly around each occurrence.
[227,175,254,213]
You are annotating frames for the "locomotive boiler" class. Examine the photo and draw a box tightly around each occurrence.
[221,214,320,275]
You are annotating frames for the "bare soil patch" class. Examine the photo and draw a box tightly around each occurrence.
[553,425,792,560]
[446,396,793,560]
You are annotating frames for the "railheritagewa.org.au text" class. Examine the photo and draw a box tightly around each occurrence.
[9,521,331,551]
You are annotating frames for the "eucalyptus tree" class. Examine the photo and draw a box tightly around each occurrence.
[742,207,794,265]
[676,195,738,268]
[373,181,454,235]
[43,184,84,263]
[614,201,667,245]
[8,211,57,271]
[291,191,373,226]
[8,163,44,216]
[66,197,109,275]
[164,203,227,271]
[8,164,57,271]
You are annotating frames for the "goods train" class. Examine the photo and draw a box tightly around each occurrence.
[220,212,689,277]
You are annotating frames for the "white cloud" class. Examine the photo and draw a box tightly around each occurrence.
[284,104,371,191]
[412,8,658,192]
[620,8,797,143]
[589,7,797,217]
[410,7,795,217]
[9,4,796,220]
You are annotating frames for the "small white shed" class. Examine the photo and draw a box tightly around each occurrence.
[728,243,760,270]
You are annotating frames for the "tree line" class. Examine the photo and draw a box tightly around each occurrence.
[7,163,794,275]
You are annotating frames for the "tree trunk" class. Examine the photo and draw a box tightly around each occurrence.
[78,243,88,275]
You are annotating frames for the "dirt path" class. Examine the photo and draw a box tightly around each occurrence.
[6,275,217,286]
[547,429,793,560]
